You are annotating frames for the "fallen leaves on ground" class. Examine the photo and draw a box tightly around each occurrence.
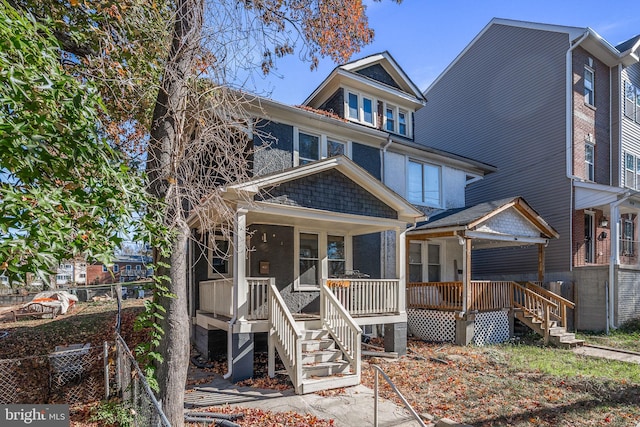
[186,405,334,427]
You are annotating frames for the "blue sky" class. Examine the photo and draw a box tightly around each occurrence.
[249,0,640,105]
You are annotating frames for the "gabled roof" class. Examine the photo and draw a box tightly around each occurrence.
[410,196,559,241]
[426,18,638,93]
[616,34,640,56]
[225,155,424,222]
[304,51,426,109]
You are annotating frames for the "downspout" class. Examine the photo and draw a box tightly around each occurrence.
[608,193,630,331]
[566,30,590,273]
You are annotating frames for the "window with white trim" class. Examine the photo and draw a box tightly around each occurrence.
[327,235,345,277]
[585,143,594,181]
[625,81,635,119]
[622,216,635,256]
[385,106,395,132]
[102,265,108,273]
[584,66,594,106]
[407,160,441,207]
[398,110,407,136]
[299,233,319,287]
[295,130,348,165]
[346,91,375,126]
[624,152,640,190]
[298,132,319,165]
[408,243,423,283]
[208,236,232,278]
[113,265,119,273]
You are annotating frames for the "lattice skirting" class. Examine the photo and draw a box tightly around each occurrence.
[408,309,511,346]
[407,309,456,343]
[473,310,510,346]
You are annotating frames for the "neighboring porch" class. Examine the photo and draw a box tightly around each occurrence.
[405,197,581,347]
[572,181,640,330]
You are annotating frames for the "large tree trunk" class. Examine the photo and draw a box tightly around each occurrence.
[147,0,203,425]
[155,222,190,426]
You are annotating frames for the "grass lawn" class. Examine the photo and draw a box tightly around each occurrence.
[576,318,640,353]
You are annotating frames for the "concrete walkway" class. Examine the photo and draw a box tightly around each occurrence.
[184,375,425,427]
[573,344,640,364]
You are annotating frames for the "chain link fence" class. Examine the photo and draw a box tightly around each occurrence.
[113,333,170,426]
[0,343,106,405]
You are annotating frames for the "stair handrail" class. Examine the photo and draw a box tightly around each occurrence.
[372,364,427,427]
[512,282,559,345]
[522,281,575,328]
[268,282,303,392]
[320,282,361,377]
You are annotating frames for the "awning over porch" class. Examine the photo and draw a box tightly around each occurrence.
[407,196,559,248]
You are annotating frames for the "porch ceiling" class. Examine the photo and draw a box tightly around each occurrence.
[246,201,406,235]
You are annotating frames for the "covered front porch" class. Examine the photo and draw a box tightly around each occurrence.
[404,197,577,346]
[189,156,423,391]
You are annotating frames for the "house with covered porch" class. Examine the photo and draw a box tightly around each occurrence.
[186,52,563,394]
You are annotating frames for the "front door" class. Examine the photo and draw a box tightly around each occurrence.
[584,213,594,263]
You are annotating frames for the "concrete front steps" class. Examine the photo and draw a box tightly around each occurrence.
[277,326,360,394]
[515,311,584,349]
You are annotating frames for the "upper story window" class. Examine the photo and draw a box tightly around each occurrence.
[585,143,594,181]
[407,160,441,207]
[102,265,108,272]
[346,91,375,126]
[298,132,319,165]
[624,81,640,123]
[383,104,409,137]
[295,129,348,166]
[385,107,395,132]
[624,152,640,190]
[113,265,119,273]
[584,66,595,106]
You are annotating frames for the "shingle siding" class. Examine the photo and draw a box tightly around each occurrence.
[318,88,345,117]
[258,169,396,219]
[415,24,572,274]
[352,142,381,180]
[356,64,401,89]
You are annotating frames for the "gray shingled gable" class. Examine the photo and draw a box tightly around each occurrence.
[355,63,402,90]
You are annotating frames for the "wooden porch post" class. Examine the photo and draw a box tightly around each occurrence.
[234,207,248,321]
[463,237,472,312]
[397,227,406,313]
[537,243,545,283]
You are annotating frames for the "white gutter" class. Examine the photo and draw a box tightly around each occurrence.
[608,192,631,331]
[566,30,590,273]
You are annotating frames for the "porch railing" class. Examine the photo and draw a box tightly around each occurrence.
[406,281,461,311]
[519,281,574,329]
[320,284,361,379]
[326,279,401,316]
[407,281,570,320]
[246,277,270,320]
[268,282,303,394]
[199,277,270,320]
[199,278,233,317]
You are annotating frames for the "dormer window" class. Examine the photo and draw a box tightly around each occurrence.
[383,104,409,137]
[385,107,395,132]
[398,110,407,136]
[346,90,375,126]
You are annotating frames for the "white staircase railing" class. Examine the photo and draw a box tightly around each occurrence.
[320,283,362,378]
[267,282,303,393]
[327,279,400,316]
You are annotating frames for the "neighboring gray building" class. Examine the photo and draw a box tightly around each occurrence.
[415,18,640,331]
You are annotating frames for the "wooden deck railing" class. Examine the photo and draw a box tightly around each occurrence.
[512,282,558,344]
[320,284,361,378]
[326,279,400,316]
[520,281,574,328]
[470,281,513,311]
[268,282,303,394]
[406,282,462,311]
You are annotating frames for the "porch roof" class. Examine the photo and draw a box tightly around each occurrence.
[407,196,559,248]
[225,155,425,223]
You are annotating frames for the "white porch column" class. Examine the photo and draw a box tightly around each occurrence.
[396,227,406,313]
[462,237,471,313]
[234,207,248,322]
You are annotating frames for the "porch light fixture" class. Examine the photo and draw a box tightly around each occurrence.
[600,217,608,228]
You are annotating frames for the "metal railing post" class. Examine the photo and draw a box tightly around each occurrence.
[374,368,379,427]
